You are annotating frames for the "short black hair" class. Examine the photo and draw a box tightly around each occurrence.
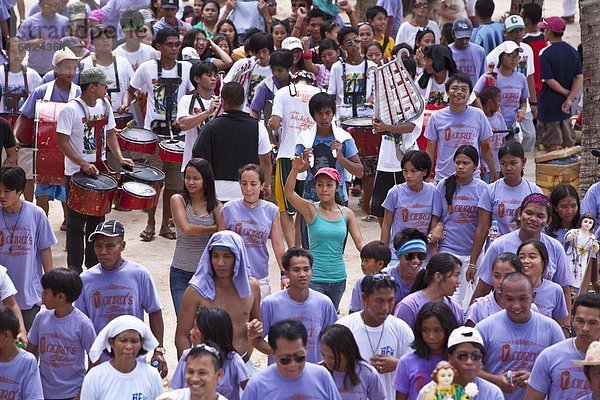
[268,319,308,350]
[392,228,428,252]
[337,26,358,45]
[155,28,180,45]
[90,24,116,41]
[366,5,387,21]
[573,293,600,316]
[270,49,294,69]
[0,166,26,192]
[221,82,245,107]
[400,150,432,178]
[0,308,19,338]
[190,61,219,89]
[120,10,144,31]
[479,85,501,105]
[309,92,336,117]
[282,247,314,270]
[501,271,534,294]
[41,268,83,303]
[445,72,473,93]
[361,273,397,296]
[318,38,340,55]
[475,0,495,19]
[306,7,326,23]
[360,240,391,267]
[521,3,542,24]
[249,32,274,54]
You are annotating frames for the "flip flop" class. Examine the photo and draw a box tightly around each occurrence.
[362,215,378,222]
[139,229,155,242]
[159,230,177,240]
[60,221,67,231]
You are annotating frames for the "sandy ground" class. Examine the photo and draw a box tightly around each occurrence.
[18,0,582,378]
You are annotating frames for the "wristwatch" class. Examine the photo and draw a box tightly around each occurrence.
[155,346,166,355]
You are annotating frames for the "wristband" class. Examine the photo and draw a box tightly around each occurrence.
[302,52,313,60]
[468,263,477,270]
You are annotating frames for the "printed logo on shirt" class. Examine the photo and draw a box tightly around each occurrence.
[0,226,33,256]
[1,85,28,113]
[427,90,447,106]
[39,333,79,368]
[401,207,431,229]
[380,345,394,356]
[343,72,367,105]
[92,286,135,315]
[81,115,109,156]
[233,219,270,249]
[152,79,180,116]
[499,340,544,370]
[248,73,267,105]
[0,386,18,400]
[132,394,148,400]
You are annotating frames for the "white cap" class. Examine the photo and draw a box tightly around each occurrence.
[504,15,525,32]
[52,47,80,67]
[181,47,200,61]
[447,326,484,349]
[496,40,523,55]
[282,37,303,51]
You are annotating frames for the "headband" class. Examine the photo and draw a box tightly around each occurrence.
[523,193,551,208]
[396,239,427,258]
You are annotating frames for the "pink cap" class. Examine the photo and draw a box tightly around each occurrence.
[89,9,105,22]
[537,16,566,33]
[314,167,340,184]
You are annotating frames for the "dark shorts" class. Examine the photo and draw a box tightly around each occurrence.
[537,119,575,148]
[361,156,379,177]
[371,170,405,218]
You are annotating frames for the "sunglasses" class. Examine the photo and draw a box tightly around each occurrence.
[278,354,306,365]
[403,252,427,261]
[414,2,429,8]
[456,352,483,361]
[344,37,362,47]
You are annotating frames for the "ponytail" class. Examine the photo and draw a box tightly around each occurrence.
[445,145,479,206]
[410,252,461,293]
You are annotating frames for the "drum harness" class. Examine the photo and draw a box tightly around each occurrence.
[154,60,182,138]
[341,57,368,119]
[91,53,121,102]
[2,66,28,114]
[73,96,111,170]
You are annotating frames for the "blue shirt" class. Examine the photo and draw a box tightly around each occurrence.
[470,21,505,55]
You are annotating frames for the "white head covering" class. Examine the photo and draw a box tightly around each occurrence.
[89,315,159,363]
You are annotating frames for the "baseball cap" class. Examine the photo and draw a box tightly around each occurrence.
[88,220,125,242]
[52,47,80,67]
[447,326,484,349]
[504,15,525,32]
[496,40,523,55]
[161,0,179,9]
[282,37,303,51]
[89,9,105,23]
[79,67,114,85]
[139,8,156,24]
[537,16,566,33]
[452,17,473,39]
[181,47,201,64]
[59,36,83,50]
[67,0,87,21]
[314,167,340,184]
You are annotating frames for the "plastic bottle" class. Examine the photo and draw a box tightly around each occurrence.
[489,220,500,243]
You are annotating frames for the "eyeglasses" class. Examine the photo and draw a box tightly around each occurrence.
[456,352,483,361]
[403,252,427,261]
[414,2,429,8]
[344,37,362,47]
[278,354,306,365]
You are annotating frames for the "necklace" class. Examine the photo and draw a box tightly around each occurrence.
[243,198,261,209]
[362,313,385,356]
[2,203,24,254]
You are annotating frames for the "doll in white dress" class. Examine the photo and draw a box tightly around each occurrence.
[565,213,599,292]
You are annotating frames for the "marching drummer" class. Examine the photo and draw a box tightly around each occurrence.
[56,67,134,274]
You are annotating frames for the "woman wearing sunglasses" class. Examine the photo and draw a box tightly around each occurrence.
[395,0,441,48]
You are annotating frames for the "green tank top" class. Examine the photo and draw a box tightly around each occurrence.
[308,202,348,282]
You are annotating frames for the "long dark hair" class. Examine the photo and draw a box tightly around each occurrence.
[445,145,479,206]
[411,302,458,359]
[517,239,549,275]
[319,324,365,388]
[547,184,580,238]
[182,158,217,213]
[216,19,239,47]
[195,307,237,355]
[180,28,209,58]
[411,252,461,293]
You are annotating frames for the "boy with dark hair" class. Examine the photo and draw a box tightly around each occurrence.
[521,3,546,98]
[250,49,293,118]
[27,268,96,400]
[304,8,326,47]
[0,308,44,399]
[470,0,504,54]
[366,6,394,57]
[479,85,506,183]
[348,240,393,313]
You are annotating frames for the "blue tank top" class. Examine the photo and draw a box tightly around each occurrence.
[308,203,348,282]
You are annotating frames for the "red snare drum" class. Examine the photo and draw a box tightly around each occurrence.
[158,140,184,163]
[1,113,35,147]
[68,172,117,216]
[114,112,134,130]
[120,163,165,208]
[35,102,66,185]
[117,181,156,210]
[417,104,446,151]
[117,128,158,155]
[341,117,379,158]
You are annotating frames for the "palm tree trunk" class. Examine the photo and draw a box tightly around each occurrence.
[578,0,600,196]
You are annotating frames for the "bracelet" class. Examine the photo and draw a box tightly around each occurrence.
[561,325,571,332]
[468,263,477,270]
[302,52,313,59]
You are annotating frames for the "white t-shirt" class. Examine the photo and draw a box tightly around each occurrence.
[177,94,214,172]
[215,123,272,201]
[0,65,42,113]
[81,55,134,111]
[0,265,17,302]
[328,59,376,120]
[114,43,159,72]
[486,41,535,77]
[376,113,424,172]
[130,60,194,130]
[271,83,320,159]
[224,57,272,111]
[395,21,441,48]
[158,389,228,400]
[80,361,163,400]
[337,312,414,400]
[56,98,116,176]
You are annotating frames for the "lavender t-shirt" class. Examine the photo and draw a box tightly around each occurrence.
[449,43,487,86]
[0,201,58,309]
[424,106,492,180]
[478,178,543,235]
[241,363,341,399]
[261,289,338,364]
[534,278,569,320]
[222,199,279,279]
[331,360,386,400]
[474,70,529,129]
[477,230,575,288]
[394,290,464,327]
[0,349,44,400]
[475,310,565,400]
[528,338,588,400]
[581,181,600,222]
[416,377,504,400]
[27,308,97,399]
[75,260,162,333]
[467,291,541,324]
[349,265,412,312]
[433,177,488,255]
[393,350,444,399]
[171,349,249,400]
[482,112,507,175]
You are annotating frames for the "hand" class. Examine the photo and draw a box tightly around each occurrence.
[263,185,271,198]
[337,0,353,13]
[373,119,391,134]
[258,0,268,14]
[209,98,221,114]
[246,319,263,339]
[331,140,342,158]
[497,372,517,393]
[119,157,135,167]
[466,266,477,283]
[428,224,444,244]
[530,104,538,119]
[297,6,307,20]
[370,354,397,374]
[516,109,525,122]
[280,276,290,289]
[151,351,168,378]
[117,105,128,114]
[561,98,573,114]
[29,38,45,47]
[512,370,530,388]
[301,36,310,52]
[225,0,236,11]
[81,162,99,176]
[291,153,310,172]
[16,332,28,349]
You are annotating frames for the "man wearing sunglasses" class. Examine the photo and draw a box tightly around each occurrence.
[416,326,504,399]
[242,319,341,399]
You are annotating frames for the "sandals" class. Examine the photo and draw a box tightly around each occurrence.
[362,215,378,222]
[159,230,177,240]
[140,228,156,242]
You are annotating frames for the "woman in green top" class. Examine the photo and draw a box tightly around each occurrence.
[193,0,219,36]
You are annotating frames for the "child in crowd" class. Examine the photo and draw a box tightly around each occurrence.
[365,42,384,65]
[393,302,459,400]
[0,308,43,399]
[479,85,507,183]
[348,240,392,313]
[547,184,581,247]
[250,49,293,118]
[304,38,339,90]
[271,20,290,50]
[27,268,96,400]
[366,6,394,57]
[358,23,375,56]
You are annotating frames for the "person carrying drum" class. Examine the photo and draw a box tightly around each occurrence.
[56,68,134,274]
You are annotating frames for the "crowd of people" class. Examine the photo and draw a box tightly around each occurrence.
[0,0,597,398]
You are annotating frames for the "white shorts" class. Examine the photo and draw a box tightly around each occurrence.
[17,147,34,179]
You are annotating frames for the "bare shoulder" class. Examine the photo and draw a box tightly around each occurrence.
[248,277,261,292]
